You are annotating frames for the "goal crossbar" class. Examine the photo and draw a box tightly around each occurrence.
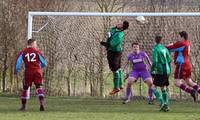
[28,11,200,39]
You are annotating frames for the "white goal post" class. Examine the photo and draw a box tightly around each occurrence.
[28,11,200,39]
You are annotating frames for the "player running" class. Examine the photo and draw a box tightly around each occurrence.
[123,42,154,104]
[166,31,199,101]
[100,20,129,95]
[15,39,46,111]
[151,35,171,112]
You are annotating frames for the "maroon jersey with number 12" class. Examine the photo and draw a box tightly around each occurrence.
[15,47,46,86]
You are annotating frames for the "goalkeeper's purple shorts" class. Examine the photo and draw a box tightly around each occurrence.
[129,69,151,81]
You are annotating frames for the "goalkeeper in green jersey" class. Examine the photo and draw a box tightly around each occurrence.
[100,20,129,95]
[151,35,171,112]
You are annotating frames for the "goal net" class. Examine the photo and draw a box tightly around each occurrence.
[29,12,200,101]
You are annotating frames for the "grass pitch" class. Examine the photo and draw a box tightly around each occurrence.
[0,95,199,120]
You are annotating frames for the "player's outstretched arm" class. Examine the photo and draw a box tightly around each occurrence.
[14,52,23,75]
[166,42,185,52]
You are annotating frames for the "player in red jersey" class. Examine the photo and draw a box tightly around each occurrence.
[15,39,46,111]
[166,31,199,101]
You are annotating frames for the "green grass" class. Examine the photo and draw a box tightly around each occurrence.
[0,96,200,120]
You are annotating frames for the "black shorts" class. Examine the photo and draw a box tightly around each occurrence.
[153,63,170,87]
[107,51,122,72]
[153,74,169,87]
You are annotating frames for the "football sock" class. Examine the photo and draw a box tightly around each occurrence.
[118,68,123,87]
[193,85,200,94]
[162,89,168,105]
[21,88,30,104]
[153,88,163,106]
[180,84,192,93]
[20,88,30,108]
[21,99,27,106]
[148,87,154,101]
[36,88,45,106]
[125,87,131,99]
[113,71,120,89]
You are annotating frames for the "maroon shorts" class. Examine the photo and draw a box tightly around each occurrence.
[174,64,191,80]
[24,70,43,86]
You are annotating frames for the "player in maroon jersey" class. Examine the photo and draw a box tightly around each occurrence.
[166,31,200,101]
[15,39,46,111]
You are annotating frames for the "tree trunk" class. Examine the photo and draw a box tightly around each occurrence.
[73,76,76,96]
[9,60,14,93]
[67,77,71,96]
[66,68,72,96]
[2,52,8,92]
[99,46,104,97]
[84,65,88,95]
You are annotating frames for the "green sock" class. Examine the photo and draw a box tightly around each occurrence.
[118,69,123,87]
[153,88,164,107]
[113,71,120,89]
[162,89,168,105]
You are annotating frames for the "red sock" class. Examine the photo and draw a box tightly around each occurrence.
[180,84,192,93]
[39,96,44,106]
[36,88,45,106]
[21,99,27,105]
[193,85,200,93]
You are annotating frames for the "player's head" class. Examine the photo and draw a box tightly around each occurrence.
[122,20,129,30]
[179,31,188,40]
[155,35,162,44]
[132,42,139,53]
[27,39,37,48]
[116,20,129,31]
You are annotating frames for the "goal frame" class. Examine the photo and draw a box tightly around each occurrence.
[28,11,200,39]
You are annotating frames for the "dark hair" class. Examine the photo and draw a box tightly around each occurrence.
[132,42,139,47]
[122,20,129,30]
[155,35,162,44]
[27,39,36,45]
[179,31,188,40]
